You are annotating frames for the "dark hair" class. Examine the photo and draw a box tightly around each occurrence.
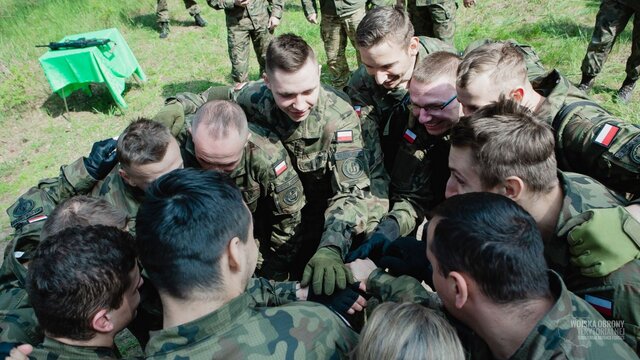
[191,100,248,139]
[449,98,557,193]
[265,33,317,76]
[430,192,550,304]
[27,225,136,340]
[356,6,414,49]
[135,168,251,299]
[40,195,129,240]
[117,117,173,168]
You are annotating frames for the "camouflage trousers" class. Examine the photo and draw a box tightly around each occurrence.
[227,17,272,83]
[156,0,201,23]
[320,7,366,90]
[407,0,457,45]
[581,0,640,81]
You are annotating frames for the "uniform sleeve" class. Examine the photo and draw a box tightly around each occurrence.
[300,0,317,18]
[270,0,284,19]
[360,116,390,233]
[559,111,640,196]
[245,277,299,306]
[206,0,236,10]
[319,106,371,257]
[367,268,442,310]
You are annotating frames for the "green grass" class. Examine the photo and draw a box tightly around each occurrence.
[0,0,638,241]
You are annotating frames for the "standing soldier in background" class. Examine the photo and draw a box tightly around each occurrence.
[207,0,284,84]
[579,0,639,103]
[403,0,475,45]
[156,0,208,39]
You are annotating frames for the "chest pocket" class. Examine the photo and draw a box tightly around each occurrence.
[241,185,261,213]
[295,151,328,178]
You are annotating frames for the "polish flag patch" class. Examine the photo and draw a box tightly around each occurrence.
[584,294,613,318]
[336,130,353,143]
[594,124,620,148]
[403,129,417,144]
[354,105,362,117]
[27,214,48,224]
[274,160,287,177]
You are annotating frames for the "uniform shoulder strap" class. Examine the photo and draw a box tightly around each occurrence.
[552,100,604,131]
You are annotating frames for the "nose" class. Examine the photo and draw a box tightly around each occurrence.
[374,71,388,86]
[417,109,432,124]
[292,95,306,110]
[444,176,457,199]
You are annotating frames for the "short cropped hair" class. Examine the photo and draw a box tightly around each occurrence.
[40,195,129,240]
[27,225,136,340]
[266,33,317,76]
[450,98,557,193]
[117,118,173,169]
[354,302,465,360]
[191,100,248,140]
[457,42,527,91]
[136,168,251,299]
[431,192,550,303]
[412,51,462,84]
[356,6,414,49]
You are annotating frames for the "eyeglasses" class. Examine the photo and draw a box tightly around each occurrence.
[409,94,458,113]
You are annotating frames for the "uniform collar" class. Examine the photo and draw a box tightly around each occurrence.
[40,337,118,359]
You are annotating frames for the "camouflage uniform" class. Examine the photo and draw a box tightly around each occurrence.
[366,268,441,309]
[550,171,640,352]
[167,103,306,280]
[144,291,357,359]
[207,0,284,83]
[581,0,640,83]
[24,337,120,360]
[407,0,457,45]
[533,70,640,196]
[346,36,455,235]
[157,0,202,23]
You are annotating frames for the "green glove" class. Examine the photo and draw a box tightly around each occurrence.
[152,101,185,138]
[568,206,640,277]
[301,247,353,296]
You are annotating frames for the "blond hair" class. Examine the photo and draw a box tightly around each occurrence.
[457,42,527,92]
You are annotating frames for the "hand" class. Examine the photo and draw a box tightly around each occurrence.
[0,343,32,360]
[153,101,185,136]
[268,16,280,31]
[301,247,353,296]
[308,282,367,316]
[463,0,476,7]
[306,13,318,24]
[568,206,640,277]
[83,137,118,180]
[346,218,400,262]
[346,258,377,288]
[379,237,433,284]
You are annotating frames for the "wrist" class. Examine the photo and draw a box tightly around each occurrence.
[296,283,309,300]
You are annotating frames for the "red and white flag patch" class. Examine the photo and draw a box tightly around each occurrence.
[336,130,353,143]
[403,129,417,144]
[354,106,362,118]
[274,160,287,177]
[28,214,48,224]
[584,294,613,318]
[594,124,620,148]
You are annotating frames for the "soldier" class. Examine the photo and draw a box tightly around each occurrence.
[446,99,640,352]
[156,0,208,39]
[207,0,283,84]
[156,99,306,280]
[405,0,475,45]
[578,0,640,103]
[457,41,640,196]
[136,169,359,358]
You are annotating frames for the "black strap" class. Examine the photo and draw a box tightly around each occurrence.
[551,100,605,131]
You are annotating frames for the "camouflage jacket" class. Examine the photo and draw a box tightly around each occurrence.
[207,0,283,26]
[144,292,357,359]
[533,70,640,196]
[300,0,365,18]
[25,337,120,360]
[367,268,442,309]
[345,36,456,176]
[508,271,637,359]
[552,171,640,352]
[385,114,450,235]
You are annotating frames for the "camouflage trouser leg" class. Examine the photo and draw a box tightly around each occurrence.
[250,26,273,78]
[408,0,457,45]
[156,0,169,23]
[626,13,640,81]
[227,19,253,83]
[581,0,634,78]
[183,0,201,16]
[320,8,365,89]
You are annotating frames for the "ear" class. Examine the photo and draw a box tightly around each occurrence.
[449,271,469,309]
[91,309,114,334]
[118,168,135,187]
[510,87,525,102]
[408,37,420,56]
[503,176,525,200]
[227,237,243,272]
[263,73,270,89]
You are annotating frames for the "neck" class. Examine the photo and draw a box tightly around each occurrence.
[519,184,563,241]
[160,290,241,329]
[521,83,545,112]
[398,54,419,91]
[51,333,114,349]
[470,297,554,359]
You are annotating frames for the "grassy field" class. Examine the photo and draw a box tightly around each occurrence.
[0,0,637,241]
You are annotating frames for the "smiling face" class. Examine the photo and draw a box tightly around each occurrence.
[265,58,321,122]
[409,78,461,136]
[360,38,419,90]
